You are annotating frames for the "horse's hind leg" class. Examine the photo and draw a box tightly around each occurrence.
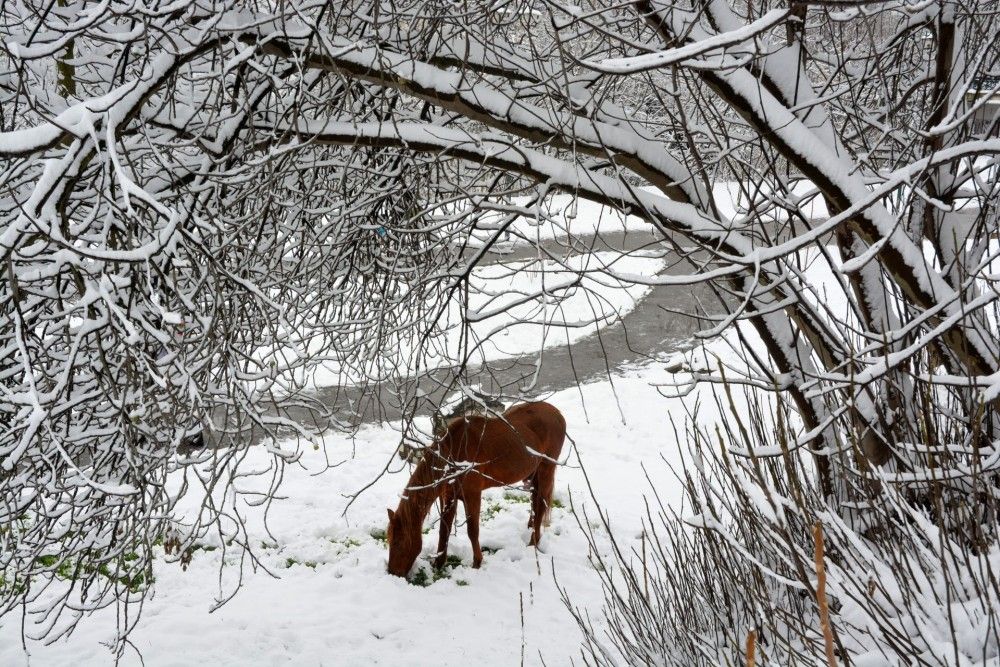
[463,489,484,568]
[529,462,557,547]
[525,471,538,528]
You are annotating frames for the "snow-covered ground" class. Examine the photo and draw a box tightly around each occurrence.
[0,357,717,667]
[0,244,864,666]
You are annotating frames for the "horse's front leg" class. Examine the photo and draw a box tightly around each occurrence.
[434,485,458,570]
[463,489,483,568]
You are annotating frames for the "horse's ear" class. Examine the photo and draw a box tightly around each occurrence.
[387,508,394,522]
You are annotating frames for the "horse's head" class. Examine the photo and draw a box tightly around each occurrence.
[386,507,422,577]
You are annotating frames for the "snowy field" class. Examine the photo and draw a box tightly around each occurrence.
[0,245,847,666]
[1,246,854,667]
[0,359,714,666]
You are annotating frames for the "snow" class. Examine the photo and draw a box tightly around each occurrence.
[711,180,829,223]
[0,362,710,666]
[410,249,659,362]
[590,9,789,73]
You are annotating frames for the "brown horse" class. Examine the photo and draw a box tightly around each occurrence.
[386,401,566,577]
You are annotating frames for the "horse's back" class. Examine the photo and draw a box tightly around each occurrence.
[503,401,566,458]
[440,402,565,474]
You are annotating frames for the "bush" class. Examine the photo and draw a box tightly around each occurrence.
[568,378,1000,666]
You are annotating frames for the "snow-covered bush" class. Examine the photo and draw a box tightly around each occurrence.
[570,371,1000,665]
[0,1,463,646]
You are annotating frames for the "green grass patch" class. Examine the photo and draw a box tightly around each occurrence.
[499,491,564,510]
[441,554,463,568]
[62,560,148,592]
[31,552,149,592]
[482,502,504,522]
[408,554,465,587]
[0,573,27,596]
[34,555,59,568]
[408,568,433,587]
[330,536,362,549]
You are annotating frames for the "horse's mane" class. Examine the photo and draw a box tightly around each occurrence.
[397,409,504,534]
[442,411,499,440]
[405,454,440,499]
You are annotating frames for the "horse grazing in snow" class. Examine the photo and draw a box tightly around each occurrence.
[386,401,566,577]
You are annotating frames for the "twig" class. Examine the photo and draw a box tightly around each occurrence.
[520,591,526,667]
[813,521,837,667]
[642,529,649,599]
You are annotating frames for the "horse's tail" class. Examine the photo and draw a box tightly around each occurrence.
[543,414,568,527]
[545,419,573,527]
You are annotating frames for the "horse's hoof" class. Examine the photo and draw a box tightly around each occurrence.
[472,559,482,569]
[433,555,447,570]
